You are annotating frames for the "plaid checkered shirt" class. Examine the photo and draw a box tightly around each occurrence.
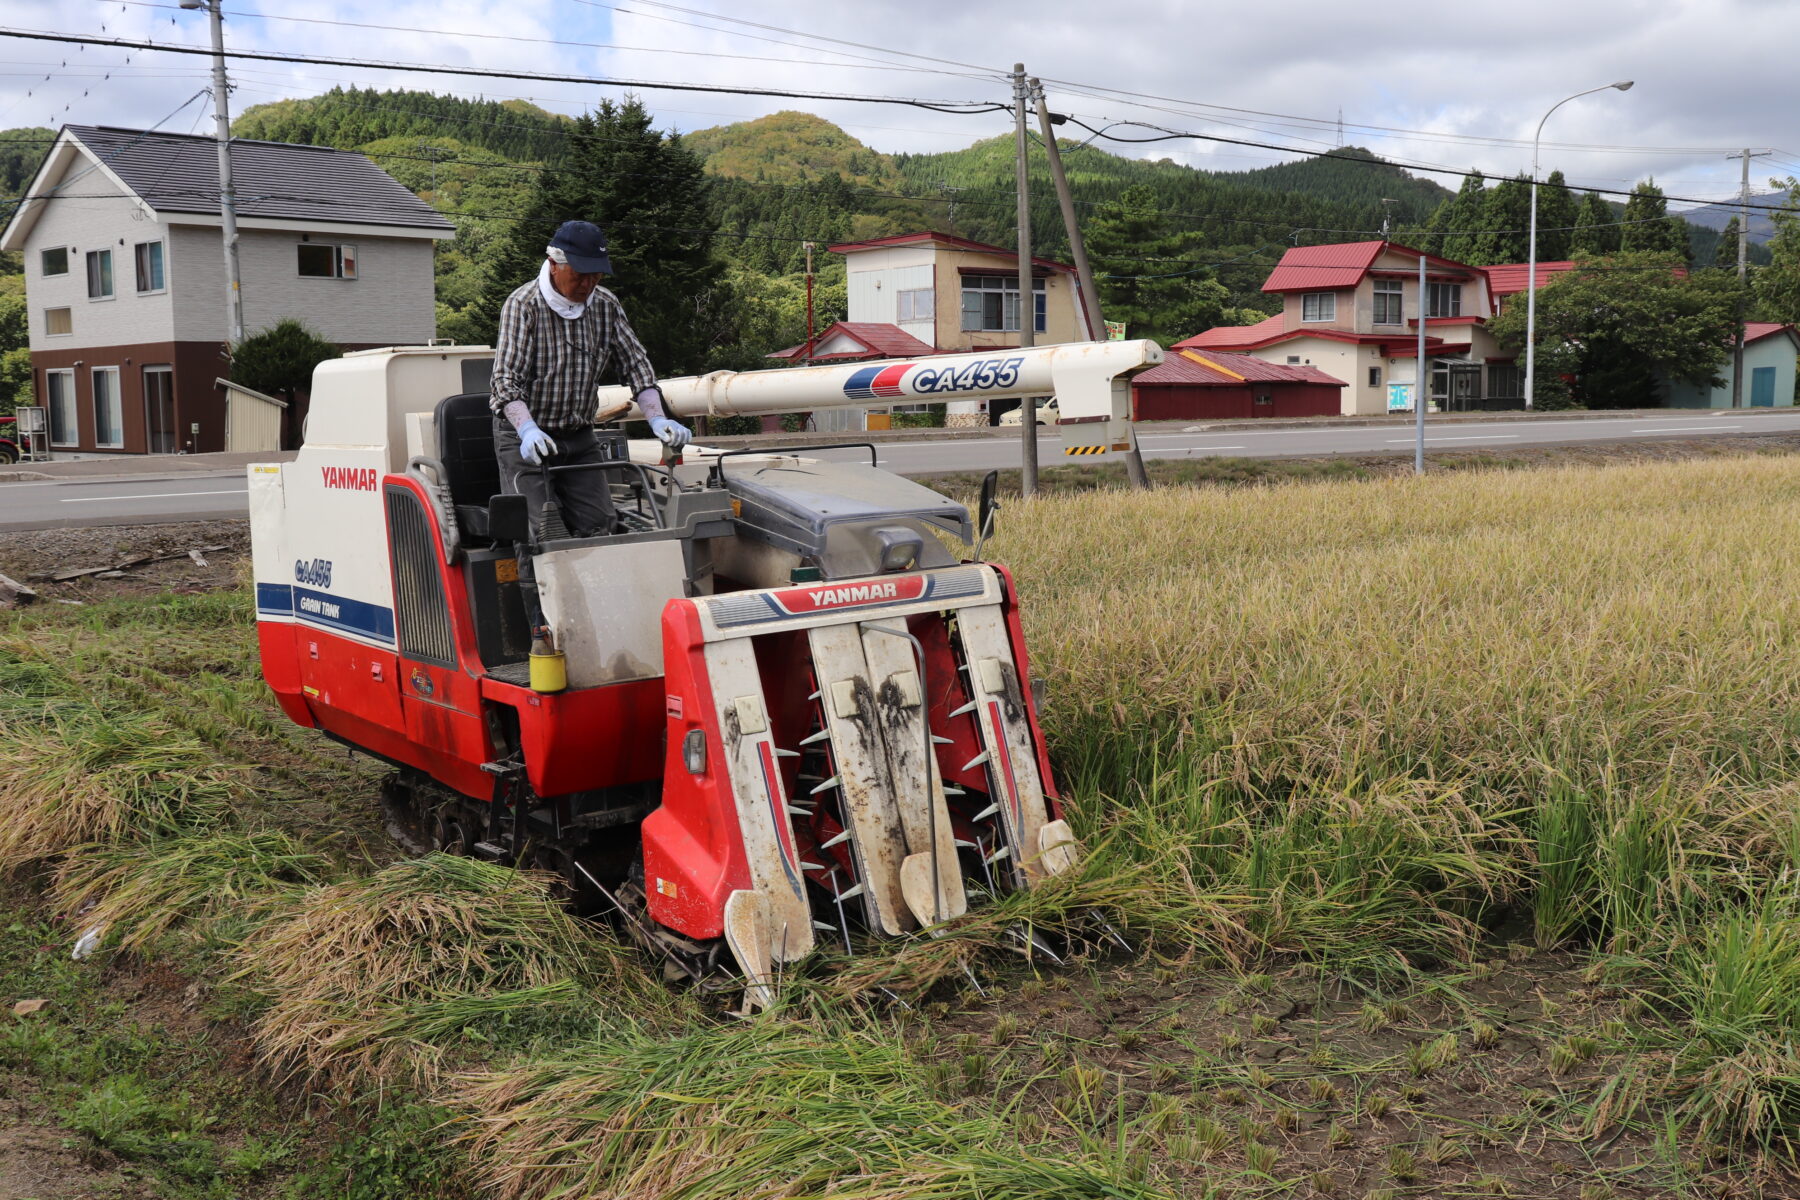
[487,279,659,431]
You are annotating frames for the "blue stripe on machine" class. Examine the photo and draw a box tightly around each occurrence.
[291,585,396,645]
[256,582,294,616]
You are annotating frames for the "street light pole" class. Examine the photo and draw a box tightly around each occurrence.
[1525,80,1632,411]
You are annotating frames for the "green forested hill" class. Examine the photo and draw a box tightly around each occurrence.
[1,126,53,204]
[682,111,901,187]
[1229,147,1453,223]
[233,88,569,161]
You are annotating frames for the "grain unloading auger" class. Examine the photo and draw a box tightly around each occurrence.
[249,339,1161,1005]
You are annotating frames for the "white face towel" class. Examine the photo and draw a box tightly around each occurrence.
[537,258,587,320]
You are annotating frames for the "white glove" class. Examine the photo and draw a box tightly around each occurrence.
[517,418,558,465]
[649,417,691,448]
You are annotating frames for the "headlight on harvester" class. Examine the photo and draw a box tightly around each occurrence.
[683,729,707,775]
[873,526,922,573]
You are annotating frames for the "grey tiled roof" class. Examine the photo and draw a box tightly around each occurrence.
[66,125,454,233]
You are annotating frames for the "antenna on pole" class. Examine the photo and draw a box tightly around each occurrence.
[1380,198,1398,241]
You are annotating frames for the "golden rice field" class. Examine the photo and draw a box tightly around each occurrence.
[7,454,1800,1199]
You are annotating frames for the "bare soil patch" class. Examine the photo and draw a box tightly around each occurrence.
[0,523,249,606]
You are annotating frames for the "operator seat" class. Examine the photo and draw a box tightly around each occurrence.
[434,392,500,541]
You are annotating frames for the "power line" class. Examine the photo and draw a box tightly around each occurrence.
[0,28,1013,114]
[1059,116,1800,216]
[1035,75,1737,158]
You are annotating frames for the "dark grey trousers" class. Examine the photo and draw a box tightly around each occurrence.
[493,421,618,587]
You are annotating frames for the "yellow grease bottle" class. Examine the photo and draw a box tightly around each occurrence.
[528,625,567,694]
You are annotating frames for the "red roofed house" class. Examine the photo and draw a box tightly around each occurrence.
[781,231,1091,429]
[1481,260,1577,310]
[1184,241,1512,416]
[768,321,938,364]
[1131,349,1348,420]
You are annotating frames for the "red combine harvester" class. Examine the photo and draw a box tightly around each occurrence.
[250,340,1160,1001]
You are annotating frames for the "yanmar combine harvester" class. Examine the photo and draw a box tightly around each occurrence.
[250,339,1160,1002]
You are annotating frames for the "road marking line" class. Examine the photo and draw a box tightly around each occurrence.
[60,487,249,503]
[1383,435,1521,443]
[1144,446,1247,453]
[1631,425,1742,434]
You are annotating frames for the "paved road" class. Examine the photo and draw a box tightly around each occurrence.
[810,410,1800,474]
[4,410,1798,531]
[0,474,253,532]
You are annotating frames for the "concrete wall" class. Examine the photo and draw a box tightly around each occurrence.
[172,225,438,346]
[1667,335,1800,408]
[21,173,176,352]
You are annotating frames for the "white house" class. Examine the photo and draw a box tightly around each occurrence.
[0,125,454,453]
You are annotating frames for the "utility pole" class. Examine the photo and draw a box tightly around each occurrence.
[803,241,816,366]
[1726,148,1771,409]
[181,0,244,347]
[1012,64,1037,497]
[1032,78,1149,491]
[1415,249,1426,474]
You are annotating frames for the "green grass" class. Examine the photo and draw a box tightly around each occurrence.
[448,1018,1175,1200]
[15,453,1800,1191]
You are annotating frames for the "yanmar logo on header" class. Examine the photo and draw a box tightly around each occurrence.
[777,576,928,615]
[321,466,379,492]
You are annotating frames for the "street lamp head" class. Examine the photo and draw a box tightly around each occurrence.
[1612,80,1635,91]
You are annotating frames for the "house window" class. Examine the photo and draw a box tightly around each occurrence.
[1427,282,1462,318]
[45,369,76,446]
[91,366,123,449]
[1286,355,1301,364]
[86,249,113,299]
[1487,363,1522,399]
[960,274,1046,333]
[1368,366,1382,387]
[1301,292,1335,322]
[1373,279,1403,325]
[44,307,72,336]
[297,242,357,279]
[41,247,68,277]
[134,240,165,293]
[897,288,934,323]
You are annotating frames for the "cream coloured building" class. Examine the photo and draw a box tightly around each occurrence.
[786,231,1091,428]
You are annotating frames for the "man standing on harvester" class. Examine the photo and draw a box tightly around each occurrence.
[489,218,691,545]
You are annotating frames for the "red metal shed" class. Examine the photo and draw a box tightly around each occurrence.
[1132,349,1348,420]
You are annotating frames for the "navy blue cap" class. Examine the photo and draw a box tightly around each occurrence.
[549,220,613,274]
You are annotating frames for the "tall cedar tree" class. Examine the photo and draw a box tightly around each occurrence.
[1084,184,1247,344]
[1619,180,1690,261]
[1754,178,1800,325]
[1489,252,1737,408]
[1713,217,1743,269]
[1572,191,1620,255]
[471,99,721,375]
[1536,170,1578,262]
[1470,174,1533,265]
[1436,172,1487,263]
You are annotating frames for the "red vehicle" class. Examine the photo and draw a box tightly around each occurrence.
[248,342,1156,1002]
[0,415,18,465]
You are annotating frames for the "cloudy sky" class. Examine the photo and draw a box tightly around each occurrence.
[4,0,1797,211]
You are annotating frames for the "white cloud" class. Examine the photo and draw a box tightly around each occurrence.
[4,0,1796,208]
